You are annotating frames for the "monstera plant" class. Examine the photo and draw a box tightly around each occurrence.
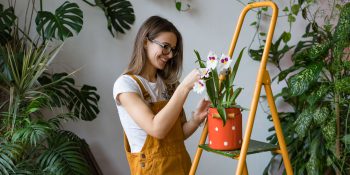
[0,0,134,174]
[246,1,350,174]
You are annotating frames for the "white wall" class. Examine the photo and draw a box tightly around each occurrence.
[3,0,308,174]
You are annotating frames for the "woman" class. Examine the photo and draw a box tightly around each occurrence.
[113,16,210,175]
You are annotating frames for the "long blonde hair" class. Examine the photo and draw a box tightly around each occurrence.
[125,16,183,86]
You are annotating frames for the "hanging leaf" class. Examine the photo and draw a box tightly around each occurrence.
[291,4,300,15]
[35,1,83,41]
[250,21,257,26]
[321,118,336,147]
[176,2,182,11]
[288,14,296,23]
[302,8,307,19]
[307,85,329,105]
[306,138,321,175]
[313,107,329,125]
[294,108,313,139]
[0,5,16,45]
[335,77,350,93]
[288,64,323,96]
[282,32,291,43]
[99,0,135,36]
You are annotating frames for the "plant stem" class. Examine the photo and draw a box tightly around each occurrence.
[27,0,35,37]
[335,92,340,158]
[82,0,97,6]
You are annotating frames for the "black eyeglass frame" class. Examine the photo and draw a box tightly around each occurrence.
[147,37,178,57]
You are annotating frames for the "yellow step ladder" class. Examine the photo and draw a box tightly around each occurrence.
[189,1,293,175]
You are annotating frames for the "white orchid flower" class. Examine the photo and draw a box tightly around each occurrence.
[199,68,211,79]
[218,54,232,73]
[193,79,206,94]
[206,51,218,70]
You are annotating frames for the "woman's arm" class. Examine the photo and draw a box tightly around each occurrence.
[119,69,200,139]
[182,99,211,139]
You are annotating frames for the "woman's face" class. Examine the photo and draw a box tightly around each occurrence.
[145,32,177,70]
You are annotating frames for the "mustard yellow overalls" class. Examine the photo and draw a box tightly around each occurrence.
[123,75,192,175]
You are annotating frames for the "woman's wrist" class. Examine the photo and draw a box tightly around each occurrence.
[191,111,203,127]
[178,82,192,93]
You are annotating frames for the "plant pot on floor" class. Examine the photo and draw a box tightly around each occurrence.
[208,107,242,150]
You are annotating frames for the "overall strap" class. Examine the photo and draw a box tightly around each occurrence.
[127,74,151,101]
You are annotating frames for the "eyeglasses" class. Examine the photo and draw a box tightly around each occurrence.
[147,38,178,57]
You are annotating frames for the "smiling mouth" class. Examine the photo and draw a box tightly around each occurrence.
[160,58,167,64]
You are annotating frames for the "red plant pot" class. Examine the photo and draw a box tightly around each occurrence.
[208,107,242,150]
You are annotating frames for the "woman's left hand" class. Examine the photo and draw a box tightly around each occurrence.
[192,99,211,126]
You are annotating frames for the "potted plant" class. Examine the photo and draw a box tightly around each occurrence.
[193,48,245,150]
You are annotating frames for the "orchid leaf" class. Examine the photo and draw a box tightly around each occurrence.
[194,50,206,68]
[217,103,227,126]
[229,47,245,86]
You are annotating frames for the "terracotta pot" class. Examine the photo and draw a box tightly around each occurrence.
[208,107,242,150]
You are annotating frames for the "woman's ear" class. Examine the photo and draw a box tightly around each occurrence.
[143,38,148,49]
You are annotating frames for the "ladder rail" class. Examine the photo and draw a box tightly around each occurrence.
[231,2,280,175]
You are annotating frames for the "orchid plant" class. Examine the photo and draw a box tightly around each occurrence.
[193,48,245,125]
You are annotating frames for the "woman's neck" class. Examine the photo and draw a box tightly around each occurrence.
[140,62,157,83]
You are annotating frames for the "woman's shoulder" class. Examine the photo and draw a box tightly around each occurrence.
[115,74,137,86]
[113,74,141,95]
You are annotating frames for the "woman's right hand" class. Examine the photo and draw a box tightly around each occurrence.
[179,69,201,92]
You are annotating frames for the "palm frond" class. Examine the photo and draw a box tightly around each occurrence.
[12,120,51,146]
[0,139,23,175]
[38,136,90,175]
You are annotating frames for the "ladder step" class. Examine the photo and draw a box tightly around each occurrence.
[199,139,278,158]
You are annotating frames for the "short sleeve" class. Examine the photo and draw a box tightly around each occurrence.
[113,75,141,105]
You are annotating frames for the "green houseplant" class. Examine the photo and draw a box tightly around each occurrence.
[193,49,245,150]
[194,49,245,124]
[0,0,135,174]
[0,43,100,174]
[244,0,350,174]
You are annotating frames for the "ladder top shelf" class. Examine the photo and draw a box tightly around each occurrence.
[199,140,278,159]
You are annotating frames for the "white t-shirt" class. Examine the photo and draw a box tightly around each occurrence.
[113,74,169,153]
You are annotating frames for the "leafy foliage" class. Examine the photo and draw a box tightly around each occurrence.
[0,0,104,174]
[0,43,99,174]
[246,0,350,174]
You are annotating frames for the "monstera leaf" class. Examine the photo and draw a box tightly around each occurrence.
[98,0,135,36]
[35,1,83,41]
[0,4,16,45]
[38,73,100,121]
